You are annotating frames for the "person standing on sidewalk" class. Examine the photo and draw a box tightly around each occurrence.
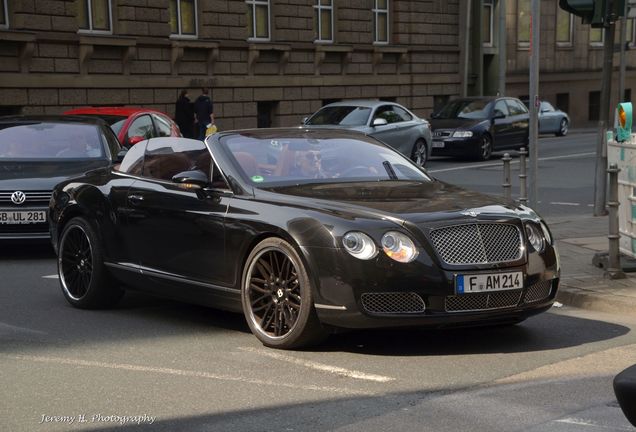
[194,88,215,141]
[174,89,194,139]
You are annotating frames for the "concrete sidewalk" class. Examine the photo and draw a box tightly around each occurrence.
[549,214,636,315]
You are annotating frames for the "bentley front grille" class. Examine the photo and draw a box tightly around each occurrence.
[445,289,523,312]
[523,280,553,304]
[361,292,426,314]
[430,223,522,265]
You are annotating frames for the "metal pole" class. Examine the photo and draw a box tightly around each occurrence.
[606,163,626,279]
[460,0,472,97]
[519,147,528,205]
[594,21,616,216]
[502,152,512,200]
[498,0,507,96]
[619,2,628,102]
[528,0,540,207]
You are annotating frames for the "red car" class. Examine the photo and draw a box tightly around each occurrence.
[64,107,181,147]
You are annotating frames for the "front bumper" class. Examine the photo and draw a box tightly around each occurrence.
[431,136,481,157]
[303,244,560,329]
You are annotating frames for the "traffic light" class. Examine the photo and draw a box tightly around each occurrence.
[559,0,626,27]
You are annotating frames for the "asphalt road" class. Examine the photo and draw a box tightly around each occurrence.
[427,131,598,218]
[1,242,636,432]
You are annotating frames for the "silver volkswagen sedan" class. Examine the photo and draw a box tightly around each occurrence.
[303,100,432,166]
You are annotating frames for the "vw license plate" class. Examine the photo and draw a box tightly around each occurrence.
[456,271,523,294]
[0,210,47,224]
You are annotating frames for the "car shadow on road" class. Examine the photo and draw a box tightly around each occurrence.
[0,241,54,260]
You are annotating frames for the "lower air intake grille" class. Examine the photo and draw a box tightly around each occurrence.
[523,280,553,303]
[445,289,522,312]
[361,292,426,314]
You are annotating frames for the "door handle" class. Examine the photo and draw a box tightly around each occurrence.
[128,194,144,204]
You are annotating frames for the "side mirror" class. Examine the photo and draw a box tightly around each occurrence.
[115,149,128,163]
[171,170,209,189]
[302,117,309,125]
[430,112,438,119]
[373,118,388,127]
[493,112,506,120]
[127,136,145,146]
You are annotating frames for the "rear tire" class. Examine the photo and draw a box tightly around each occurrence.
[411,139,428,167]
[556,118,568,137]
[474,134,493,161]
[241,237,327,349]
[58,217,123,309]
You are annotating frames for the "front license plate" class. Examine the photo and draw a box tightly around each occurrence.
[456,271,523,294]
[0,210,47,224]
[432,140,445,148]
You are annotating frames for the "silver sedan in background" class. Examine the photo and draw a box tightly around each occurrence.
[522,99,570,137]
[303,100,432,166]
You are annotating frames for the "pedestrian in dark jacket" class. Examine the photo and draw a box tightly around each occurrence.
[194,88,214,140]
[174,89,194,139]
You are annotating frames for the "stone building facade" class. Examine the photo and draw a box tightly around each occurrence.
[0,0,462,131]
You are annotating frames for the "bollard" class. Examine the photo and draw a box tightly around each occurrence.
[606,163,626,279]
[502,153,512,201]
[519,147,528,205]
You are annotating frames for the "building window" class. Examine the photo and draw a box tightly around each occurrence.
[78,0,112,33]
[589,91,600,121]
[247,0,270,40]
[590,27,604,45]
[373,0,389,44]
[0,0,8,29]
[517,0,530,46]
[627,18,634,45]
[257,101,278,128]
[556,93,569,114]
[482,0,494,47]
[170,0,197,37]
[556,7,573,46]
[314,0,333,43]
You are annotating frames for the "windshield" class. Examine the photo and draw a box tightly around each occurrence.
[435,99,491,120]
[220,133,432,186]
[76,114,128,135]
[0,122,106,159]
[306,106,371,126]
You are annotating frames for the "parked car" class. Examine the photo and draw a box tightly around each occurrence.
[0,115,122,240]
[64,107,181,147]
[614,364,636,426]
[429,97,529,160]
[303,100,432,166]
[50,129,559,349]
[520,99,570,137]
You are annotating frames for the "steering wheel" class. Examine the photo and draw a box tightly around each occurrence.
[340,165,374,177]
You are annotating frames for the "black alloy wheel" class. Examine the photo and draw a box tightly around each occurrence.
[58,217,123,309]
[476,134,493,161]
[412,139,428,167]
[242,237,326,349]
[556,118,569,137]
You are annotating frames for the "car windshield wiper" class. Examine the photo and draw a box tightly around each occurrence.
[382,161,398,180]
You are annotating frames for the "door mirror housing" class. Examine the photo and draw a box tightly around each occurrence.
[115,149,128,163]
[127,136,145,146]
[492,111,506,120]
[372,118,388,127]
[302,117,309,125]
[172,170,210,189]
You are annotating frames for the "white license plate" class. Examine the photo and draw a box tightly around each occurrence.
[0,210,47,224]
[432,140,445,148]
[456,271,523,294]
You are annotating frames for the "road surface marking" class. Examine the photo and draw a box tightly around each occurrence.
[428,152,595,173]
[550,202,580,206]
[42,274,59,279]
[239,346,395,383]
[3,354,372,396]
[0,322,47,335]
[555,417,632,430]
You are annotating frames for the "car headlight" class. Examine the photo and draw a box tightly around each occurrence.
[525,223,545,253]
[342,232,378,260]
[381,231,419,263]
[540,220,553,245]
[452,130,473,138]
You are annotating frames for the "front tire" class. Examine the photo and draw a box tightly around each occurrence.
[556,118,568,137]
[411,139,428,167]
[475,134,493,161]
[58,217,123,309]
[241,237,326,349]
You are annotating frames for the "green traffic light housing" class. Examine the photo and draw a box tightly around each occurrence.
[616,102,633,142]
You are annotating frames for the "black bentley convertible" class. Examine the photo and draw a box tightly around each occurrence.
[49,129,560,349]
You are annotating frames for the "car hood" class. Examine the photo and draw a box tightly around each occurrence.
[0,160,110,191]
[429,118,487,130]
[264,180,523,224]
